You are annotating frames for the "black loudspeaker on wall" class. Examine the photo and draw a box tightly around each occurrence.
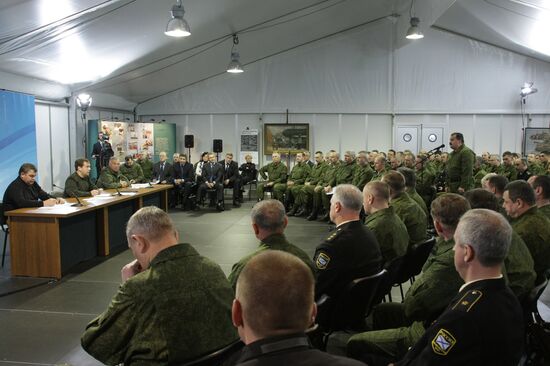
[184,135,194,148]
[213,139,223,153]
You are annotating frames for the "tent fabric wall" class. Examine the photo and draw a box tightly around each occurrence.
[137,25,550,116]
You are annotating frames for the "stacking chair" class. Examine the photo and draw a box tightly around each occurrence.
[376,257,405,304]
[315,269,387,350]
[180,339,244,366]
[523,276,550,365]
[0,203,9,267]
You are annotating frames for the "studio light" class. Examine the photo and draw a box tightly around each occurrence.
[165,0,191,37]
[76,93,92,111]
[405,0,424,40]
[227,34,244,74]
[520,82,538,97]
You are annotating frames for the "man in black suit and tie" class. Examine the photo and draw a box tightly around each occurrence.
[220,152,241,208]
[152,151,172,184]
[173,154,195,210]
[197,153,224,211]
[91,133,104,178]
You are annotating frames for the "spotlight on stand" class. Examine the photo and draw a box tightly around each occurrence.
[165,0,191,37]
[76,93,92,112]
[520,82,538,98]
[227,34,244,73]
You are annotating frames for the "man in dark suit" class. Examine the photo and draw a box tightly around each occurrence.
[173,154,195,210]
[197,153,224,211]
[220,152,241,208]
[152,151,172,184]
[91,133,104,178]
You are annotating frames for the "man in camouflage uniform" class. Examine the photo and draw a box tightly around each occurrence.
[137,153,153,182]
[501,151,518,181]
[97,157,129,189]
[318,151,356,222]
[293,151,328,217]
[64,158,100,197]
[414,154,435,208]
[257,152,288,202]
[363,181,409,264]
[307,151,340,221]
[503,180,550,284]
[81,207,237,365]
[382,171,427,247]
[120,155,145,183]
[445,132,475,193]
[347,194,468,364]
[473,156,488,188]
[529,175,550,219]
[371,156,388,182]
[281,152,311,214]
[352,151,375,192]
[228,200,315,289]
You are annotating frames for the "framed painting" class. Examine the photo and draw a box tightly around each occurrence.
[524,128,550,155]
[263,123,309,155]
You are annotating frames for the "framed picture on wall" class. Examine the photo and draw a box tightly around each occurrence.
[524,128,550,155]
[263,123,309,155]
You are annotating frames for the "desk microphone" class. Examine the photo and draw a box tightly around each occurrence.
[147,182,154,188]
[52,184,83,207]
[114,187,123,196]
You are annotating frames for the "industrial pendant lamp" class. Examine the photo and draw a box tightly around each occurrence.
[227,34,244,73]
[405,0,424,40]
[165,0,191,37]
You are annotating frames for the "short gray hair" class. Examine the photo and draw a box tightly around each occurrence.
[251,199,286,232]
[345,151,356,159]
[455,209,512,267]
[126,206,175,241]
[332,184,363,212]
[481,173,497,188]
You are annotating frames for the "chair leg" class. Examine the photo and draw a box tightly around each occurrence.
[322,331,332,352]
[399,283,405,302]
[2,230,8,267]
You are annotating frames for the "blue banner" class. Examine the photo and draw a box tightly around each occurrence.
[0,90,37,199]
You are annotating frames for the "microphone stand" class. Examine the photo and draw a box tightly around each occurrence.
[52,184,84,207]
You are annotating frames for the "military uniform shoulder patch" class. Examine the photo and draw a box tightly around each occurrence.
[316,252,331,269]
[431,328,456,356]
[325,228,342,242]
[452,289,483,312]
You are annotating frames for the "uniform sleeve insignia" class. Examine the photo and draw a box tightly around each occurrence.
[431,328,456,356]
[316,252,331,269]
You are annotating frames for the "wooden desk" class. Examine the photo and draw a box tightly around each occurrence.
[5,185,172,279]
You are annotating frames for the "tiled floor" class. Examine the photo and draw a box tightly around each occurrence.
[0,201,408,365]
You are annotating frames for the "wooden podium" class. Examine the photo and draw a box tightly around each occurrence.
[5,185,171,279]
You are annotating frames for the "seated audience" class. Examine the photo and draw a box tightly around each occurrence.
[197,153,224,211]
[228,199,314,289]
[529,175,550,219]
[313,184,382,302]
[231,251,364,365]
[294,151,327,218]
[464,189,535,300]
[96,157,129,189]
[238,154,257,187]
[81,207,237,365]
[382,171,427,247]
[502,180,550,284]
[283,152,311,214]
[64,158,100,197]
[220,152,242,208]
[152,151,172,184]
[347,194,468,365]
[363,181,409,264]
[172,153,195,210]
[397,167,428,217]
[394,209,524,365]
[194,152,210,184]
[119,155,144,183]
[3,163,64,211]
[136,152,153,181]
[352,151,375,192]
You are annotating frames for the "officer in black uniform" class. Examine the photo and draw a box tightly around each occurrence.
[313,184,382,305]
[231,250,364,366]
[395,209,524,366]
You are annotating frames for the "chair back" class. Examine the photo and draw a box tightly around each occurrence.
[180,339,244,366]
[317,269,386,332]
[0,202,7,228]
[372,256,405,305]
[527,277,550,323]
[399,236,436,282]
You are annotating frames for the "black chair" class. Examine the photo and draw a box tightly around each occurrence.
[0,203,9,267]
[375,257,405,304]
[180,339,244,366]
[523,277,550,365]
[315,269,387,350]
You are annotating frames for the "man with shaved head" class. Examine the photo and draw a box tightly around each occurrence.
[231,251,364,365]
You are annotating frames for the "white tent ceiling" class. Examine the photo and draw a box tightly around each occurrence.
[0,0,548,107]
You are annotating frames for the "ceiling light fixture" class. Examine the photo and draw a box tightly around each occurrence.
[520,82,538,97]
[76,93,92,111]
[227,34,244,74]
[406,0,424,40]
[165,0,191,37]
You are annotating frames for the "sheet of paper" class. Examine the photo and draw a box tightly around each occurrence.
[131,183,151,189]
[31,203,80,214]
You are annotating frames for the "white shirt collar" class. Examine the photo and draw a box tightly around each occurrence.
[459,275,503,292]
[335,219,360,229]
